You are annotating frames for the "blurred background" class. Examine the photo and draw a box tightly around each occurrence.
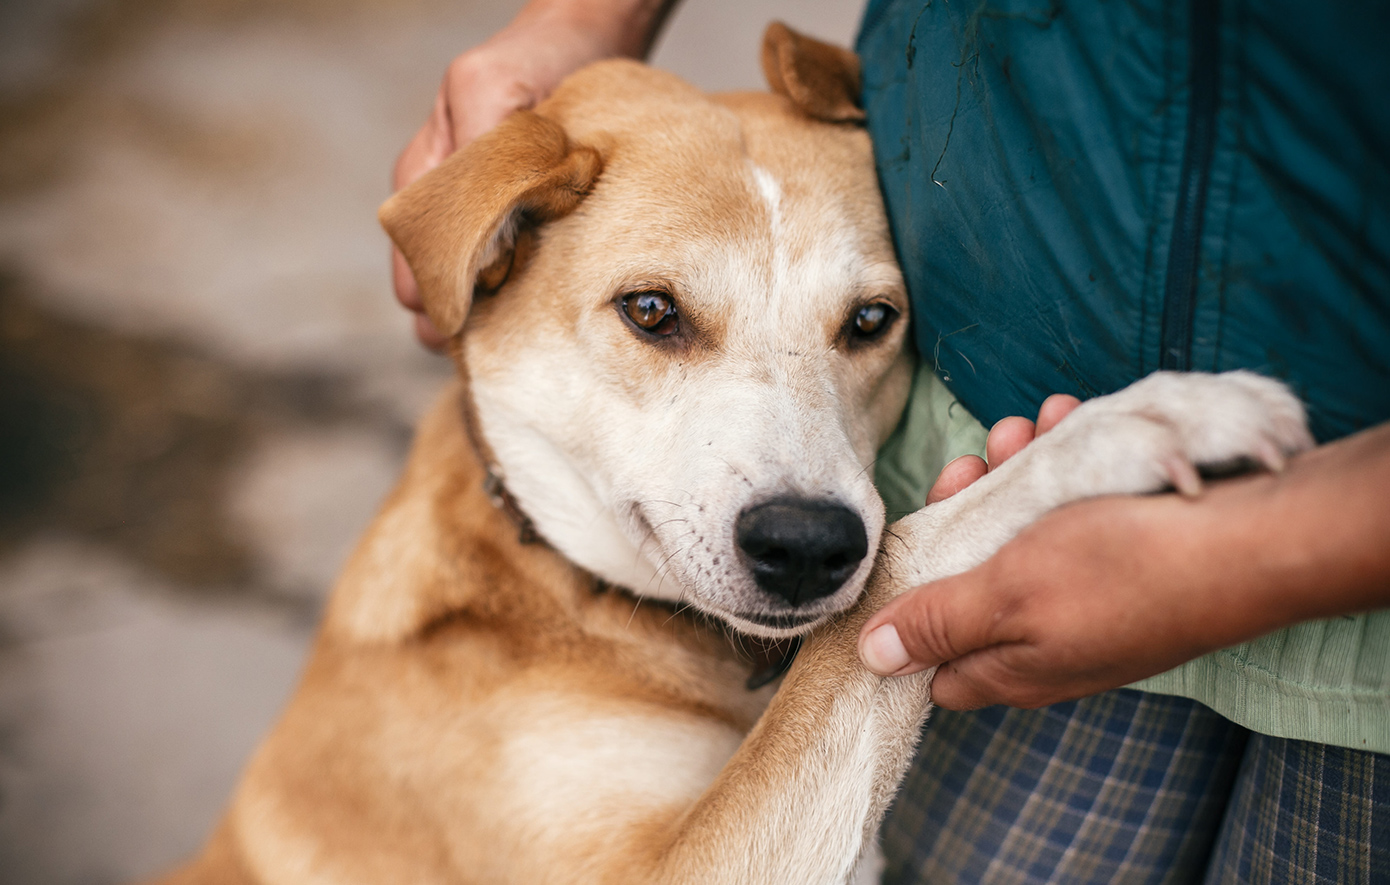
[0,0,860,881]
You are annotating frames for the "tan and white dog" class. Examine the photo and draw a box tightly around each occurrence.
[154,24,1312,885]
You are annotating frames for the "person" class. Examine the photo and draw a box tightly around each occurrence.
[390,1,1390,881]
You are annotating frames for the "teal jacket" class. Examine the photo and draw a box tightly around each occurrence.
[858,0,1389,442]
[858,0,1390,752]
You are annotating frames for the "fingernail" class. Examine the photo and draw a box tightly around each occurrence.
[860,624,911,675]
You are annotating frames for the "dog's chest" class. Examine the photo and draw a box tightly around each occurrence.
[446,689,745,874]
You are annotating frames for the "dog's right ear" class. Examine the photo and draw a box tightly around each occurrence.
[379,111,603,338]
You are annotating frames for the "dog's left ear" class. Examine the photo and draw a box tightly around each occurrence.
[761,22,865,123]
[379,110,602,338]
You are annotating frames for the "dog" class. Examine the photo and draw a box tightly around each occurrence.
[152,23,1312,885]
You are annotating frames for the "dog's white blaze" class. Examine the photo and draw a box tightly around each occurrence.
[749,162,782,222]
[749,161,792,285]
[750,160,783,207]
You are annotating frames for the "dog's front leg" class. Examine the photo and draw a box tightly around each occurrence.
[877,370,1314,588]
[638,371,1312,885]
[639,593,932,885]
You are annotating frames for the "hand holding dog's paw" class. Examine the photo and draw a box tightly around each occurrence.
[858,371,1354,710]
[860,492,1232,705]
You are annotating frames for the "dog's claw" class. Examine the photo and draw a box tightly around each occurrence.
[1164,456,1204,497]
[1255,438,1287,474]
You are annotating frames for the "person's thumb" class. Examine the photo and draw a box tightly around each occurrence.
[858,572,996,677]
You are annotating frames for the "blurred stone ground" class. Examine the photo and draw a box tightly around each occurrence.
[0,0,859,881]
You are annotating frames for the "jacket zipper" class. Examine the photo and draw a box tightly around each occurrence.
[1159,0,1222,371]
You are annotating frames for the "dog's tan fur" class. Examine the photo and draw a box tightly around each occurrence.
[154,24,1313,885]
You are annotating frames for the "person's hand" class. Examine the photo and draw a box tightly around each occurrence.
[858,402,1390,712]
[860,490,1236,709]
[392,0,676,349]
[855,391,1225,711]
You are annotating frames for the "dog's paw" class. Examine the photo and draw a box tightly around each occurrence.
[1035,370,1314,500]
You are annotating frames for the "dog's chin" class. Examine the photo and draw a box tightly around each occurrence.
[721,609,830,640]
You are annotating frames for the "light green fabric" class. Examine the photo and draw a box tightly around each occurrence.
[1130,620,1390,755]
[874,361,989,521]
[875,359,1390,755]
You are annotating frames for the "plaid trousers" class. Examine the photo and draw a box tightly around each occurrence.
[880,689,1389,884]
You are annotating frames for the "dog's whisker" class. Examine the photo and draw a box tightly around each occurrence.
[855,456,880,480]
[711,455,754,488]
[651,541,690,581]
[637,498,688,510]
[663,593,698,627]
[648,517,692,531]
[638,536,700,602]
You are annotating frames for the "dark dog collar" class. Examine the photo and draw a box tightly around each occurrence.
[458,391,542,546]
[481,467,541,545]
[744,636,803,690]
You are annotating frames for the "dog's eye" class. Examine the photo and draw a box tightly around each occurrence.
[621,291,679,337]
[847,302,898,343]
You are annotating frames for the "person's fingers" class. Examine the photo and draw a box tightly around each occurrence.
[929,648,1032,711]
[858,573,1000,677]
[445,63,538,147]
[985,415,1036,468]
[393,92,454,192]
[413,312,448,351]
[392,248,423,311]
[926,455,989,505]
[932,640,1105,711]
[390,93,457,349]
[1036,393,1082,435]
[393,230,444,350]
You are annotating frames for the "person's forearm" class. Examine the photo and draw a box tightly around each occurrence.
[1206,421,1390,638]
[515,0,681,58]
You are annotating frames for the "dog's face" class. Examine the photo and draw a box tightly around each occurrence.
[383,44,911,638]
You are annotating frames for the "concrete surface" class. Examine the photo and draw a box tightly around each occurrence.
[0,1,861,881]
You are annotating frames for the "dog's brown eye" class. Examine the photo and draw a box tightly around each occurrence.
[621,291,679,337]
[848,302,898,342]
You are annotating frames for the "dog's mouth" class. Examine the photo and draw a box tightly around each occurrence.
[716,606,835,639]
[732,610,823,629]
[625,497,874,638]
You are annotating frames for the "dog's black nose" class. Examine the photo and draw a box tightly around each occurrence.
[735,499,868,608]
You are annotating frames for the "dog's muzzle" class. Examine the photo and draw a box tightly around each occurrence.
[735,498,867,608]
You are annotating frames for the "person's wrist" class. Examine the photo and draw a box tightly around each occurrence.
[522,0,674,60]
[1215,432,1390,628]
[1154,469,1308,652]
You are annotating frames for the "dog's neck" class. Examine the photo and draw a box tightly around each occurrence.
[320,378,586,639]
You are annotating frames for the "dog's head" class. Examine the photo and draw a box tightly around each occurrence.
[381,24,911,639]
